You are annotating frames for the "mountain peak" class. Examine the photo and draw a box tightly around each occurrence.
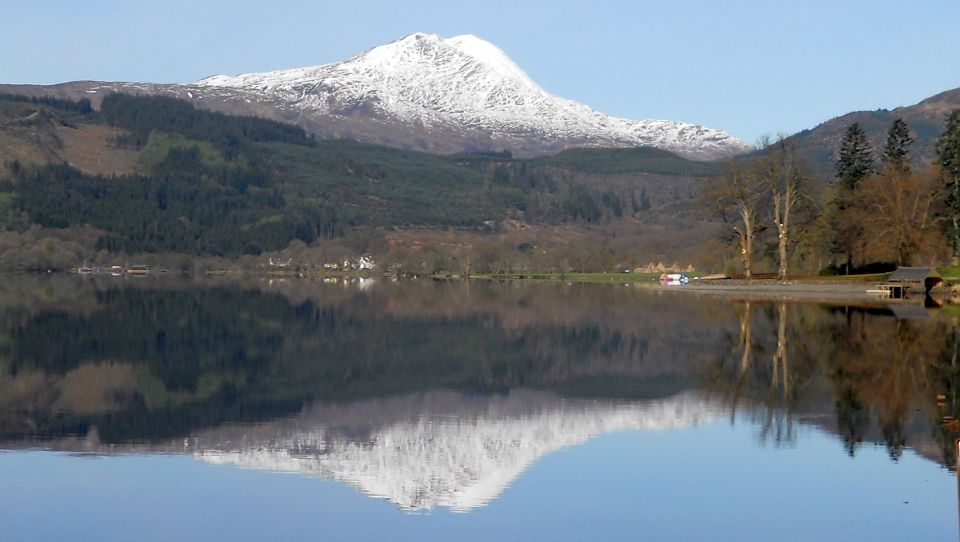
[347,32,539,91]
[179,33,751,159]
[443,34,540,91]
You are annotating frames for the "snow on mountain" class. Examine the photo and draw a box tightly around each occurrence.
[187,33,750,159]
[192,389,722,512]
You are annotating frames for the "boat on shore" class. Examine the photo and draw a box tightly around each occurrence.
[659,273,689,286]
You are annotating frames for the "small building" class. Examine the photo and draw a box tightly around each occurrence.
[878,267,943,298]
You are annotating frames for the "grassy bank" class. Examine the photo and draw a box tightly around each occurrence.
[461,272,685,283]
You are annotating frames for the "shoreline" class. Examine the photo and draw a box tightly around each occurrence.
[457,273,954,303]
[47,268,960,301]
[656,281,899,303]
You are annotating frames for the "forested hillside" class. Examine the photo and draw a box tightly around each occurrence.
[0,93,716,269]
[783,87,960,177]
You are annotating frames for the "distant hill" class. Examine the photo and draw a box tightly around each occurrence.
[0,93,719,267]
[785,87,960,176]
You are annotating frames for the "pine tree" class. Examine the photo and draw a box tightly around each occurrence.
[882,118,913,174]
[937,109,960,261]
[639,187,651,211]
[836,122,875,191]
[831,123,875,272]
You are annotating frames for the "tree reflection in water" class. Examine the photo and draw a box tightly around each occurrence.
[714,301,802,446]
[0,275,958,469]
[714,297,960,467]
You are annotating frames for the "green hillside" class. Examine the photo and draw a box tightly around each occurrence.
[0,93,712,261]
[532,146,720,176]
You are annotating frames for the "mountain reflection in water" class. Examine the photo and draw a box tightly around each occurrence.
[0,275,959,514]
[192,390,718,511]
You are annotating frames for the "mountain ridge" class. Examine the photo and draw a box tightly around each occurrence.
[0,32,752,160]
[784,86,960,175]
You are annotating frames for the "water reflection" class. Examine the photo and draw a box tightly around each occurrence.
[710,299,960,466]
[189,390,718,512]
[0,275,958,514]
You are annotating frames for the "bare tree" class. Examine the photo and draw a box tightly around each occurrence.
[703,162,767,278]
[758,137,811,279]
[856,166,945,265]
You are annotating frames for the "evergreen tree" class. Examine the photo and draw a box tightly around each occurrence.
[639,188,651,211]
[831,123,875,273]
[836,122,875,191]
[882,118,913,174]
[937,109,960,261]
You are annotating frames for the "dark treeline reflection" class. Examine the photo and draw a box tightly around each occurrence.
[0,276,727,444]
[711,300,960,467]
[0,275,958,467]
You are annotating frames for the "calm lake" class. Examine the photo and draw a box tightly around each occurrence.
[0,275,958,541]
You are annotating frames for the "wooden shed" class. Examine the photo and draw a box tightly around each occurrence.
[877,267,943,298]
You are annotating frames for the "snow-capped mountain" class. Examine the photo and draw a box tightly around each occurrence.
[189,33,749,159]
[4,33,750,159]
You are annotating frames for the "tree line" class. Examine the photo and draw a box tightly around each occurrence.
[99,93,314,150]
[706,110,960,277]
[0,93,354,256]
[0,93,92,114]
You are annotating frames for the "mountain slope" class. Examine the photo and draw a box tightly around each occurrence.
[786,87,960,175]
[0,93,722,266]
[0,33,751,160]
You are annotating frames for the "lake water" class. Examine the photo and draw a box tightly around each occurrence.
[0,275,957,541]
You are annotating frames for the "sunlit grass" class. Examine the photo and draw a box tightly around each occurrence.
[467,272,695,283]
[937,267,960,279]
[806,272,891,282]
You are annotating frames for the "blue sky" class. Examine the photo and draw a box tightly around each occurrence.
[2,0,958,143]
